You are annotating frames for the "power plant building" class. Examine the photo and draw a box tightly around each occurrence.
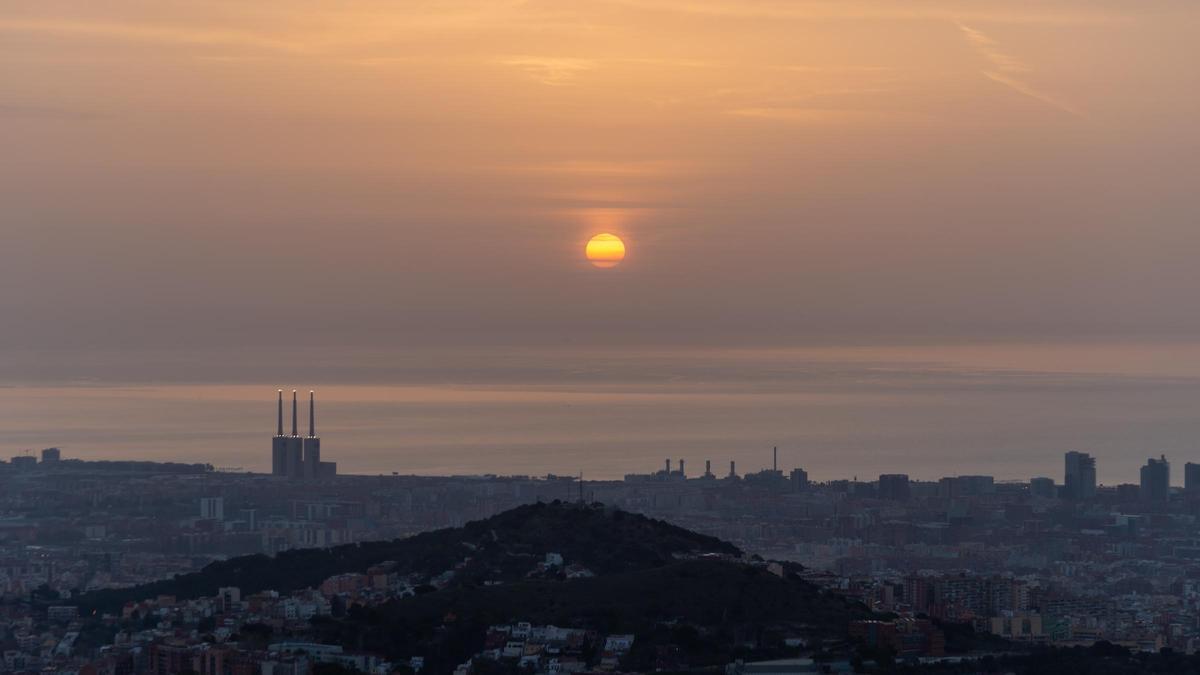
[271,390,288,476]
[303,390,321,479]
[271,389,336,480]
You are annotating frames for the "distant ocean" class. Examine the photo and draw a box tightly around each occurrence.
[1,343,1199,484]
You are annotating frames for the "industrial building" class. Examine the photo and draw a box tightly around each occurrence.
[271,390,336,480]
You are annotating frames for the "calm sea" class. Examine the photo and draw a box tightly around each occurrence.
[1,343,1198,484]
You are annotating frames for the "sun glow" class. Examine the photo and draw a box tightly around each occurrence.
[586,233,626,268]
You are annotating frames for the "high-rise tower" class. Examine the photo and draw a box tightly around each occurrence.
[271,390,288,475]
[303,390,321,480]
[1186,462,1200,495]
[1064,451,1097,499]
[1140,455,1170,502]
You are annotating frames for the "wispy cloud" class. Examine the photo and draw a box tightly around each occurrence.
[0,18,305,53]
[713,70,906,125]
[503,159,695,176]
[600,0,1129,25]
[0,3,588,58]
[725,107,900,124]
[979,71,1083,117]
[957,22,1083,117]
[497,55,720,85]
[778,65,898,74]
[499,56,599,85]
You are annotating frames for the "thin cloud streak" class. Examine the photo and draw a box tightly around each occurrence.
[502,160,697,177]
[0,4,595,59]
[957,22,1084,117]
[498,56,600,85]
[0,18,306,53]
[600,0,1130,25]
[498,55,723,85]
[982,71,1085,117]
[724,107,904,124]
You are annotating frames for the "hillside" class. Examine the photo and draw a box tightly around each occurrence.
[76,501,739,613]
[310,557,872,673]
[64,502,992,674]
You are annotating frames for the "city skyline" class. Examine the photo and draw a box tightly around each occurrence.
[4,1,1200,672]
[4,338,1200,482]
[4,1,1200,489]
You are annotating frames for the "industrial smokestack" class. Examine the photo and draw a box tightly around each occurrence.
[730,460,736,478]
[309,390,315,437]
[679,459,685,477]
[276,390,283,436]
[773,446,778,472]
[665,458,671,474]
[705,460,711,476]
[291,390,298,436]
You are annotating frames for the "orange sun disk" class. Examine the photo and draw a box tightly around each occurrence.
[586,233,626,268]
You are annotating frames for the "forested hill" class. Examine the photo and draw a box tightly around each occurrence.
[75,501,740,612]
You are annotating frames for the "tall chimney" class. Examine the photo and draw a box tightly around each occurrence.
[773,446,778,472]
[276,390,283,436]
[679,459,686,477]
[705,460,711,476]
[665,458,671,474]
[730,460,736,478]
[291,390,298,436]
[309,390,315,437]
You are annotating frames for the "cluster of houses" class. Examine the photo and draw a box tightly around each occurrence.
[457,623,634,674]
[0,549,616,674]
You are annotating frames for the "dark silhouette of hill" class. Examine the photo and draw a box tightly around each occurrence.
[67,502,942,674]
[75,502,739,613]
[62,502,1035,674]
[311,557,873,673]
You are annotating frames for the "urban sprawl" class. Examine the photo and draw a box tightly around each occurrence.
[1,405,1200,673]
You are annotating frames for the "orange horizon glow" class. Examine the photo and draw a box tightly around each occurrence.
[3,1,1198,347]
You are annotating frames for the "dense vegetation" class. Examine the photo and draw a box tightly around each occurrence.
[74,502,738,612]
[76,502,1047,674]
[309,558,872,673]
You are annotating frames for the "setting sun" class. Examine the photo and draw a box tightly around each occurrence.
[586,233,626,268]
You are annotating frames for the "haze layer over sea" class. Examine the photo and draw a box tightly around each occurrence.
[2,342,1198,484]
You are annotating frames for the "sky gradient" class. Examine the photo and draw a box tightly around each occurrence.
[4,2,1200,479]
[4,0,1199,350]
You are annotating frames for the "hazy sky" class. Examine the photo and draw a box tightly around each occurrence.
[3,0,1199,351]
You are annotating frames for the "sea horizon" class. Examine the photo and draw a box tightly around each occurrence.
[4,340,1198,484]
